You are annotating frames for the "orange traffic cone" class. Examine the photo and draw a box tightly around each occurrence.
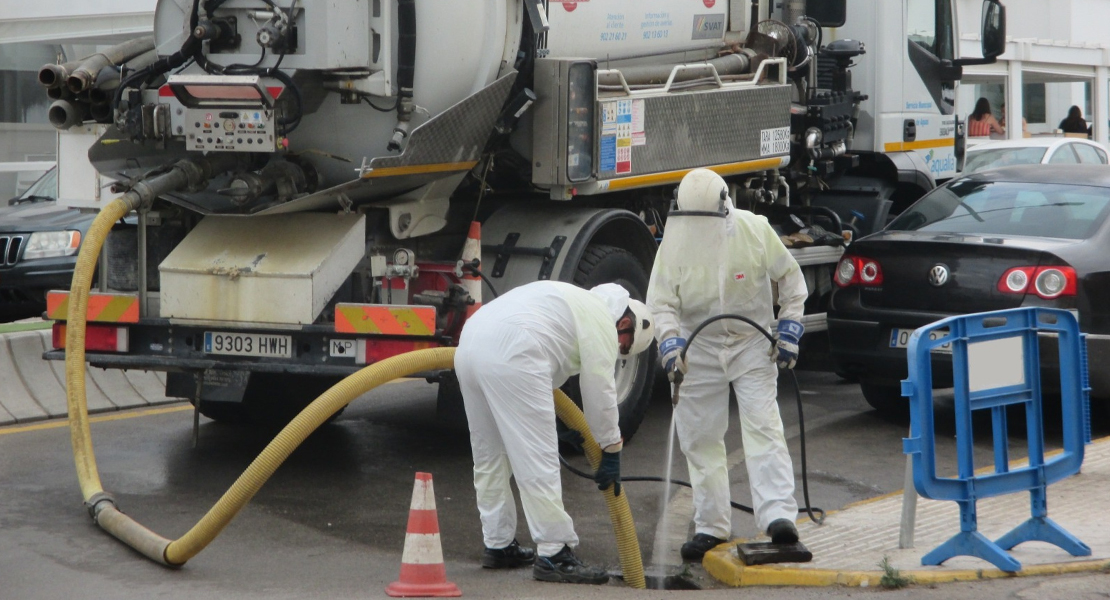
[460,221,482,319]
[386,472,462,598]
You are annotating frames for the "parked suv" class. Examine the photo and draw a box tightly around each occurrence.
[0,167,95,321]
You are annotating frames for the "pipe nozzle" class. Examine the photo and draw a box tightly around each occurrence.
[38,62,77,89]
[48,99,88,130]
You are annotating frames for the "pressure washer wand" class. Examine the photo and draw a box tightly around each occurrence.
[670,370,683,406]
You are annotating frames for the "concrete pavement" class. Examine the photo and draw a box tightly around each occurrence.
[703,436,1110,588]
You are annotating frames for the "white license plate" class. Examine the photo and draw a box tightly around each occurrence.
[889,328,952,354]
[204,332,293,358]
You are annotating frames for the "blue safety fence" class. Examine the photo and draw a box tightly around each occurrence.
[901,307,1091,572]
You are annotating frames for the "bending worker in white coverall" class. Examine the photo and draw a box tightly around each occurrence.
[455,280,655,584]
[646,168,809,561]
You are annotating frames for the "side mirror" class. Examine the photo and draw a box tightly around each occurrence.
[955,0,1006,67]
[981,0,1006,60]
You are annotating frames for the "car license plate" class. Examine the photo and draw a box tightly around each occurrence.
[889,328,952,354]
[204,332,293,358]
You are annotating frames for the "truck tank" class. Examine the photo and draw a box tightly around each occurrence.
[94,0,736,220]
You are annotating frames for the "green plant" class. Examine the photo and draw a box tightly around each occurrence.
[878,556,912,589]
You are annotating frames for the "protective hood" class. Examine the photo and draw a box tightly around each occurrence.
[648,169,802,344]
[657,169,732,269]
[589,283,631,323]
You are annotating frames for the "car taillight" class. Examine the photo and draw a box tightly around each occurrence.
[997,266,1076,299]
[52,323,129,352]
[834,255,884,288]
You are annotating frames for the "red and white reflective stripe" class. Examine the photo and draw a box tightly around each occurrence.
[400,474,444,565]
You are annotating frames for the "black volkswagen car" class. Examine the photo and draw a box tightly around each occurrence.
[828,165,1110,415]
[1,167,95,321]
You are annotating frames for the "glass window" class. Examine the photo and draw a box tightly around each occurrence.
[963,147,1047,173]
[1073,143,1106,164]
[12,167,58,204]
[888,180,1110,240]
[1023,83,1046,124]
[1048,145,1080,164]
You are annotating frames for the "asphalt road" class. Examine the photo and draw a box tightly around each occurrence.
[2,362,1107,599]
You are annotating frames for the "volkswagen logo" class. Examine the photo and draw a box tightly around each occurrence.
[928,264,950,287]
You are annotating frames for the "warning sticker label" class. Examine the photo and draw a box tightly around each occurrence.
[760,127,790,156]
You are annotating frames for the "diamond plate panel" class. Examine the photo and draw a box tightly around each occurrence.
[371,72,517,169]
[597,84,791,178]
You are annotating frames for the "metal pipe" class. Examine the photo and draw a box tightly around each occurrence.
[138,208,149,317]
[388,0,417,152]
[38,60,82,90]
[66,35,155,94]
[597,53,753,88]
[48,99,88,130]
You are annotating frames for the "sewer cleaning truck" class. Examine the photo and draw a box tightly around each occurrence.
[40,0,1004,436]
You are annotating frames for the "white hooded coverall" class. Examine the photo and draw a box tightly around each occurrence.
[647,206,808,538]
[455,280,627,557]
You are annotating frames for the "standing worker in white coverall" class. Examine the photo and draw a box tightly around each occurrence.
[646,168,809,561]
[455,280,655,584]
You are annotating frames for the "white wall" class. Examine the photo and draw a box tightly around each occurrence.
[957,0,1110,138]
[0,0,155,45]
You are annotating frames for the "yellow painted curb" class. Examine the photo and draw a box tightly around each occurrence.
[703,544,1110,588]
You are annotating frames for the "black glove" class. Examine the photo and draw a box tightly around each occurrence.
[557,427,585,454]
[594,450,622,497]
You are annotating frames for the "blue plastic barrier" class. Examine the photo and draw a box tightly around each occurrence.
[901,307,1091,572]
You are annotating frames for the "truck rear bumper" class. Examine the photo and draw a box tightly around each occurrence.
[43,318,447,379]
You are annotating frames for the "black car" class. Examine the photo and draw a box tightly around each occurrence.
[828,165,1110,414]
[0,167,95,321]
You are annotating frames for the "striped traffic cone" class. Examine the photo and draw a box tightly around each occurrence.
[385,472,461,598]
[460,221,482,319]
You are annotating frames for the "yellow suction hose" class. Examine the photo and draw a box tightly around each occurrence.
[65,198,644,581]
[554,389,645,589]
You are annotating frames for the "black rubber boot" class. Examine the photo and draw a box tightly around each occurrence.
[481,539,536,569]
[767,519,799,544]
[680,533,727,561]
[532,545,610,584]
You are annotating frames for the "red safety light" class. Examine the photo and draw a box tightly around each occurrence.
[834,255,884,288]
[998,266,1077,299]
[52,323,129,352]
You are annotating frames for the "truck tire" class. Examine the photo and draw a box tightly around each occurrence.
[562,244,657,442]
[859,382,909,420]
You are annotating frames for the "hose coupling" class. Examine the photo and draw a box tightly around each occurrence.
[84,491,118,522]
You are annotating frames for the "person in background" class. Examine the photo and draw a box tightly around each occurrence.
[968,97,1005,137]
[1059,105,1091,136]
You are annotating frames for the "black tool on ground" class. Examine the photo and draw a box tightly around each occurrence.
[735,541,813,565]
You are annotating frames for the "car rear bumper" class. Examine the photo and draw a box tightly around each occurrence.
[828,317,955,386]
[829,317,1110,397]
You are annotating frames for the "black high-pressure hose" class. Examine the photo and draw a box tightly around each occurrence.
[561,313,826,526]
[461,260,824,524]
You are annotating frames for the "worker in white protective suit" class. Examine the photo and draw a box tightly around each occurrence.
[455,280,655,584]
[646,168,808,561]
